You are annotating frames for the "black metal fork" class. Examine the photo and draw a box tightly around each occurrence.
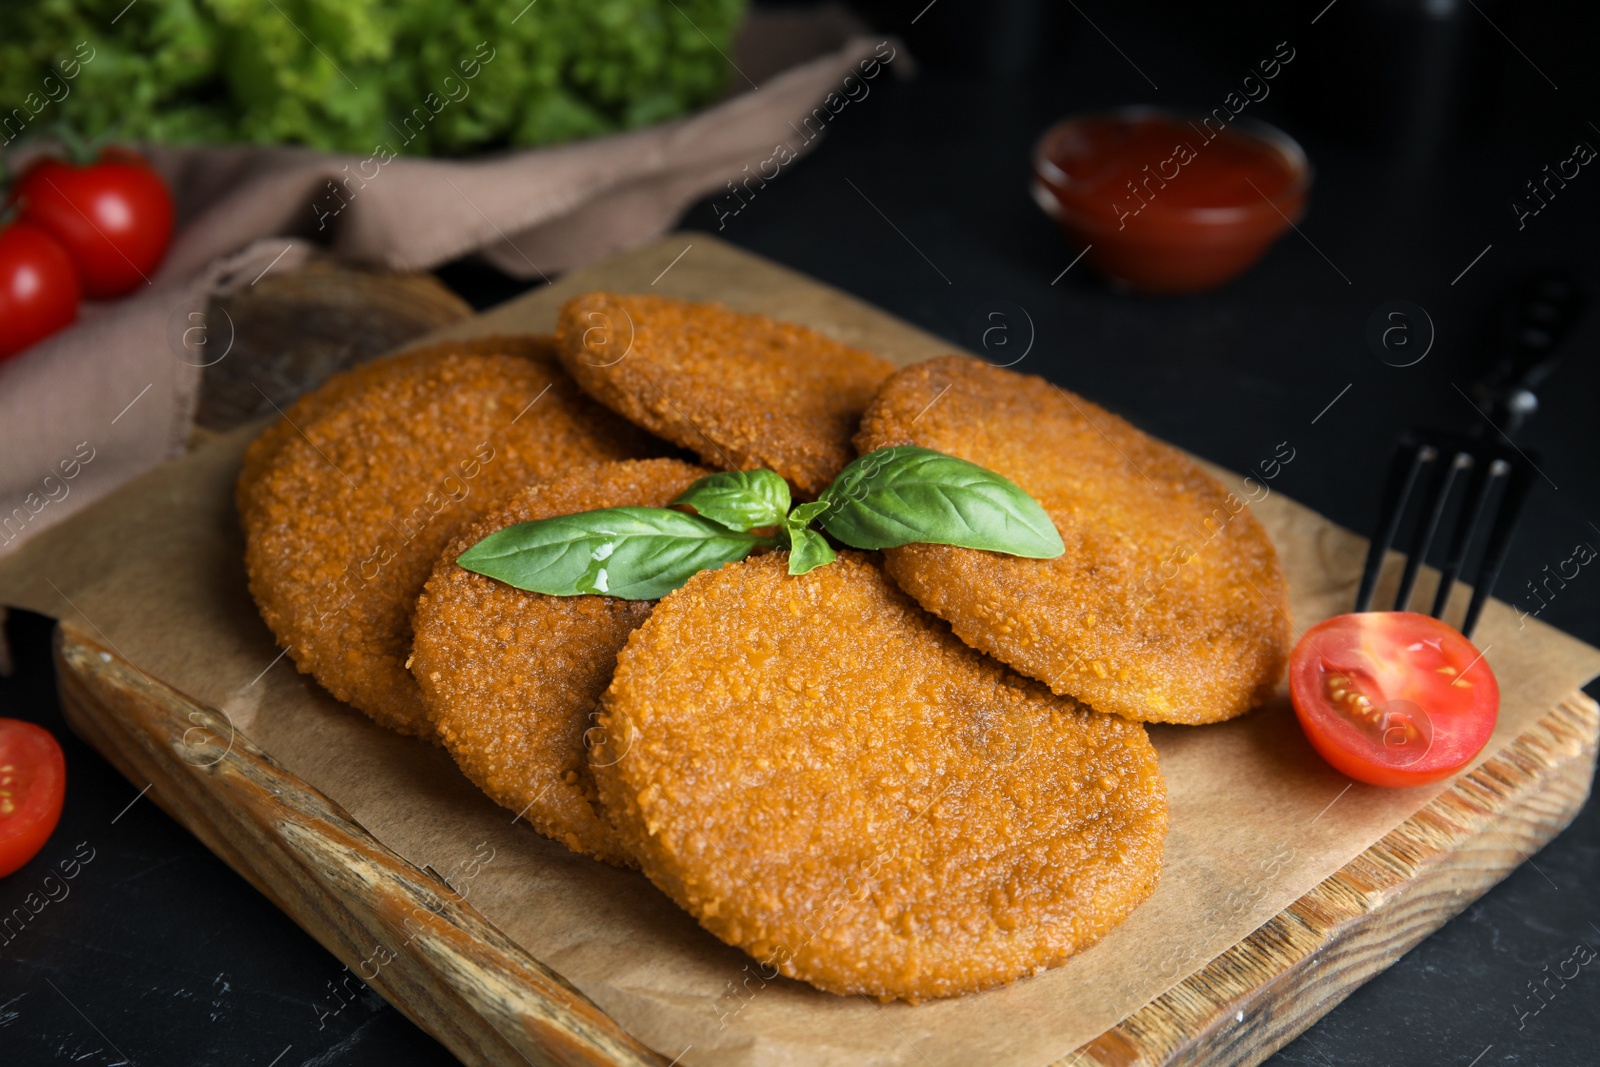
[1355,270,1586,636]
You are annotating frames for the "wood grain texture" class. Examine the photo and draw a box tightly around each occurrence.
[54,615,1596,1067]
[53,619,666,1067]
[1060,691,1599,1067]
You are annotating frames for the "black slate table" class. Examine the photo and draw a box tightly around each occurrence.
[3,2,1599,1063]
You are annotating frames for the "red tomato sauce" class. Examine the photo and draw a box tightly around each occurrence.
[1044,114,1299,224]
[1031,110,1310,292]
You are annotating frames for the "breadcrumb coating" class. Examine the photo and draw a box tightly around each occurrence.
[239,340,662,736]
[410,459,711,865]
[855,355,1291,725]
[592,552,1166,1001]
[555,293,894,497]
[237,335,560,523]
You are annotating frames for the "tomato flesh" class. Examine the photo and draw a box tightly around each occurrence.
[0,719,67,878]
[11,151,174,300]
[1289,612,1498,788]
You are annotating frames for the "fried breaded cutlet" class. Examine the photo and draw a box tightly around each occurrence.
[555,293,895,497]
[591,552,1167,1001]
[855,355,1291,725]
[410,458,712,866]
[239,340,662,737]
[236,335,560,523]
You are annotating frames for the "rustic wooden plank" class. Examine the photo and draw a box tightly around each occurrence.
[1061,692,1598,1066]
[53,619,666,1067]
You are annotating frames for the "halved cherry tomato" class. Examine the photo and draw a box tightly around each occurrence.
[1289,612,1499,788]
[11,150,174,299]
[0,718,67,877]
[0,222,80,361]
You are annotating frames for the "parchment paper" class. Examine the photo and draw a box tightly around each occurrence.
[2,236,1597,1067]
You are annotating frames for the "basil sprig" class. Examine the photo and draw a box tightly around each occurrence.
[457,447,1062,598]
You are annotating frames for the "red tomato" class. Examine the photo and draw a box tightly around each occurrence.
[0,222,81,361]
[0,718,67,878]
[11,150,174,299]
[1289,612,1499,788]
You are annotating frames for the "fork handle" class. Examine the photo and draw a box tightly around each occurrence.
[1473,270,1586,439]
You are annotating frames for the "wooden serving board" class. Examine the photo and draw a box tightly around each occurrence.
[36,235,1600,1067]
[52,625,1600,1067]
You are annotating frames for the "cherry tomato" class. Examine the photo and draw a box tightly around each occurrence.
[0,222,81,362]
[1289,612,1499,788]
[11,150,174,299]
[0,718,67,878]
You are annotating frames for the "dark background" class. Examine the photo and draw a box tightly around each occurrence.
[3,0,1599,1063]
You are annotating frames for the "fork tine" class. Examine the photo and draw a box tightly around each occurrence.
[1462,459,1532,636]
[1395,450,1472,611]
[1356,441,1436,612]
[1430,453,1495,618]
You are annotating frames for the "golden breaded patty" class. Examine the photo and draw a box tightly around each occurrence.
[855,355,1291,725]
[410,458,712,866]
[241,344,661,736]
[555,293,894,497]
[236,335,560,523]
[591,552,1166,1001]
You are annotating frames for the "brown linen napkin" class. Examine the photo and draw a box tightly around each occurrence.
[0,18,903,558]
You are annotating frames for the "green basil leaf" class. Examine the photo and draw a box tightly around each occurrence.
[457,507,766,600]
[670,469,791,531]
[817,446,1064,558]
[786,500,831,527]
[786,526,837,575]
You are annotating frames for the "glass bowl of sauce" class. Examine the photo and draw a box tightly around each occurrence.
[1031,108,1310,293]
